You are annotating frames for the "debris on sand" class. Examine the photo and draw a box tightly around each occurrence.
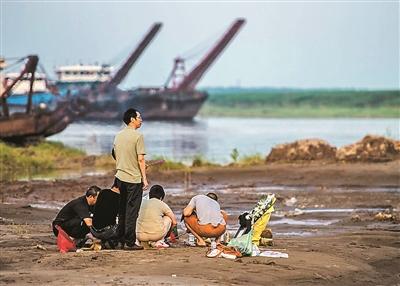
[374,212,396,222]
[266,139,336,162]
[35,244,47,251]
[350,215,361,222]
[336,135,400,162]
[261,228,273,239]
[285,197,298,207]
[259,228,274,246]
[284,208,305,217]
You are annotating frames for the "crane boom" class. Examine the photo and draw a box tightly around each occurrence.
[1,55,38,116]
[174,18,245,92]
[105,22,162,90]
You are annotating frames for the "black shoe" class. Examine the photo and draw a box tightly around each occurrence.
[101,240,117,250]
[124,244,144,251]
[74,238,88,248]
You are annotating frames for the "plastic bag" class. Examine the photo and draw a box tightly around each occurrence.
[90,224,118,241]
[228,229,253,256]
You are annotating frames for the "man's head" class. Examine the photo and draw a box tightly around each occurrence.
[206,192,218,201]
[149,185,165,201]
[85,185,100,205]
[123,108,142,129]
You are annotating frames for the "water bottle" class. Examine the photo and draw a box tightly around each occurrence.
[211,238,216,250]
[188,234,195,245]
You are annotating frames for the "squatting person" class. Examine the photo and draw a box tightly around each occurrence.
[136,185,177,248]
[52,186,100,244]
[183,192,228,246]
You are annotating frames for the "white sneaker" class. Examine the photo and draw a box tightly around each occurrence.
[206,248,221,258]
[151,240,169,248]
[219,252,237,260]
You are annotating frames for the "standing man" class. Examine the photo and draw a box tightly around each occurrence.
[113,108,148,250]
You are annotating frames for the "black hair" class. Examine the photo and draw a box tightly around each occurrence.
[123,108,138,125]
[86,185,101,197]
[149,185,165,200]
[206,192,218,201]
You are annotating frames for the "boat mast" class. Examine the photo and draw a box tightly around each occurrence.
[1,55,38,117]
[103,22,162,91]
[173,18,245,92]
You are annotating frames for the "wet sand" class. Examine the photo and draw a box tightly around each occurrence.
[0,161,399,285]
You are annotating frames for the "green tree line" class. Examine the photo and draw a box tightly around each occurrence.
[200,88,399,117]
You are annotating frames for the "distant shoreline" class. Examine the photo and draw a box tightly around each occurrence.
[199,88,400,118]
[199,105,400,118]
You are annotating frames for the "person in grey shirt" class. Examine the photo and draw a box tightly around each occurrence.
[183,193,227,246]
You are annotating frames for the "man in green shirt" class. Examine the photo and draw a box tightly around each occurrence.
[113,108,148,250]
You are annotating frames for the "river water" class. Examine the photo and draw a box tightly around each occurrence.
[48,117,399,164]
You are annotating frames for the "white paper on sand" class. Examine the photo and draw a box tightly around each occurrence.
[259,250,289,258]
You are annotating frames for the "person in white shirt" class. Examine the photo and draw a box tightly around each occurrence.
[183,193,227,247]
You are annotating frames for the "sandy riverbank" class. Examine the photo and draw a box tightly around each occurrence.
[0,161,399,285]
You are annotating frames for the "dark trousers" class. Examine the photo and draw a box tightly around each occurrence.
[52,219,89,239]
[115,177,143,246]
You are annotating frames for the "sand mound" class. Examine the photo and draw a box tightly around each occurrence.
[266,139,337,162]
[266,135,400,162]
[336,135,400,162]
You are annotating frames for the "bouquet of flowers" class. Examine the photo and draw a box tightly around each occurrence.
[246,193,276,223]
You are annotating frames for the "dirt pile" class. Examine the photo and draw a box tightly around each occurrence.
[336,135,400,162]
[266,135,400,163]
[266,139,337,162]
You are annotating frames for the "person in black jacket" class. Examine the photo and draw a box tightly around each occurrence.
[52,186,100,239]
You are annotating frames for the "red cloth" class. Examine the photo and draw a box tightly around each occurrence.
[55,225,76,253]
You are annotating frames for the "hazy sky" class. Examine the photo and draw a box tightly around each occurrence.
[1,1,399,89]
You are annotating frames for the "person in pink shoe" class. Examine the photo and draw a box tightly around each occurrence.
[136,185,177,248]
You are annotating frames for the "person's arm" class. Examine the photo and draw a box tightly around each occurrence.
[74,200,93,227]
[183,197,196,217]
[137,135,148,190]
[138,154,149,190]
[83,218,93,227]
[165,210,177,226]
[183,205,195,217]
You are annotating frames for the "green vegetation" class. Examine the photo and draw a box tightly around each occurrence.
[94,154,115,169]
[191,155,219,168]
[236,153,264,166]
[230,148,239,163]
[149,156,187,171]
[0,141,85,177]
[200,88,400,118]
[0,140,269,181]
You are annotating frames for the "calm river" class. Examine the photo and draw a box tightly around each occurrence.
[48,117,399,164]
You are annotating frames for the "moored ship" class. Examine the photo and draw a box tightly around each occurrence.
[80,19,245,121]
[55,64,113,91]
[0,55,79,143]
[118,18,246,120]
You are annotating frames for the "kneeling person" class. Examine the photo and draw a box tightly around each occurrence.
[183,193,227,247]
[52,186,100,242]
[136,185,176,248]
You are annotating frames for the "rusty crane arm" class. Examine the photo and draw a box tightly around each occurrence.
[103,23,162,91]
[174,18,245,92]
[1,55,39,117]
